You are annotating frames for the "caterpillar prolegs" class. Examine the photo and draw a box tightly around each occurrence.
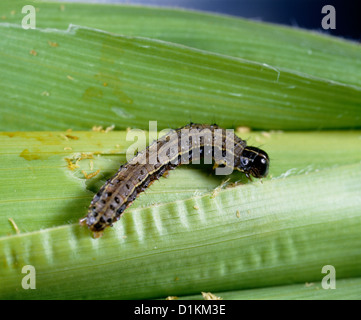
[80,123,269,237]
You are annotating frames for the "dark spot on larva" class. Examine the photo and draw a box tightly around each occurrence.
[188,149,193,159]
[110,204,115,210]
[107,192,112,197]
[149,173,157,181]
[96,188,104,198]
[142,177,150,188]
[156,166,167,178]
[129,191,137,202]
[126,184,130,189]
[115,197,120,203]
[94,222,103,231]
[107,218,112,224]
[116,204,127,215]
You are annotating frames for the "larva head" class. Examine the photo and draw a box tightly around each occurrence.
[238,147,269,179]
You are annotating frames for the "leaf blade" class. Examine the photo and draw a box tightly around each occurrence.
[1,131,361,299]
[2,0,361,87]
[0,24,360,131]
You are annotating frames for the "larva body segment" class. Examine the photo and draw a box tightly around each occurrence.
[81,123,269,237]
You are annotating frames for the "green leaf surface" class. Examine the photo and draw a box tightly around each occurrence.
[1,0,361,88]
[180,277,361,300]
[1,1,360,300]
[0,130,360,299]
[0,23,360,131]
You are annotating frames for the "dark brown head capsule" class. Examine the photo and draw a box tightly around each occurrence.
[237,146,269,179]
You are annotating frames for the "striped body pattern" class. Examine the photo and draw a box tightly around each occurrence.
[81,123,269,237]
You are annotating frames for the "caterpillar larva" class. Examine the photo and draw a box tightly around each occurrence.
[80,123,269,237]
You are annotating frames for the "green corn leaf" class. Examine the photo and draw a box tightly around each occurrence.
[1,1,360,300]
[0,23,360,131]
[0,130,360,299]
[1,0,361,88]
[180,277,361,300]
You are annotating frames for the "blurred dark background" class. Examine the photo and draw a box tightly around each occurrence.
[56,0,360,41]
